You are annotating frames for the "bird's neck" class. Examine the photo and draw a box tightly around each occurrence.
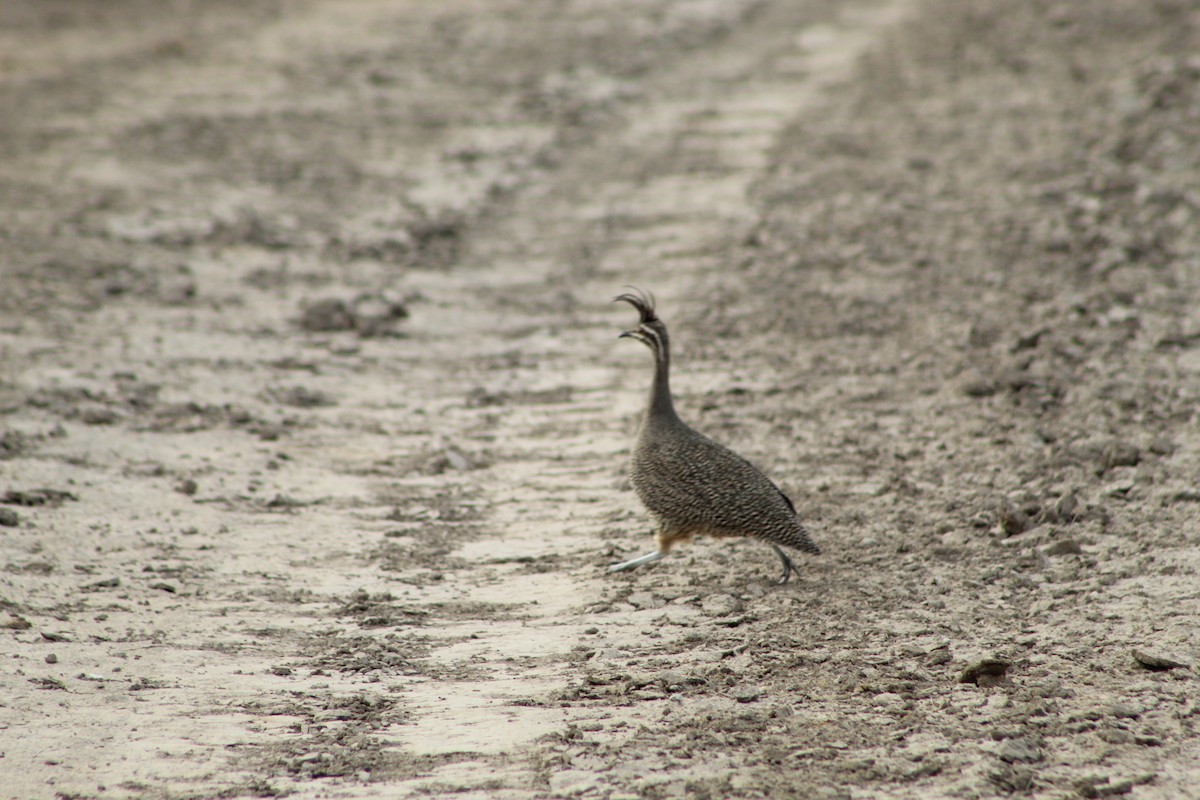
[648,342,678,421]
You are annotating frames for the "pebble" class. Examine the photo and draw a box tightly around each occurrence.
[998,498,1032,537]
[1101,440,1141,471]
[1132,648,1190,671]
[960,658,1011,687]
[700,593,743,617]
[590,648,627,661]
[1045,539,1083,556]
[1110,702,1141,719]
[81,406,119,425]
[299,298,356,332]
[443,446,471,471]
[963,378,1000,397]
[548,768,605,797]
[926,649,953,667]
[872,692,906,712]
[627,592,665,610]
[1075,777,1139,798]
[1051,492,1080,522]
[733,685,761,703]
[998,737,1042,764]
[0,508,19,527]
[1098,728,1132,745]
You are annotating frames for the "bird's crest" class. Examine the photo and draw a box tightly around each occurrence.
[613,287,657,324]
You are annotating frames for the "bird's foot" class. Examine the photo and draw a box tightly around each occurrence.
[608,551,664,573]
[770,544,796,585]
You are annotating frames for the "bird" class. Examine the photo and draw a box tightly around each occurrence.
[609,288,820,584]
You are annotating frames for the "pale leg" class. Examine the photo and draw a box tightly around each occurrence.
[608,551,664,573]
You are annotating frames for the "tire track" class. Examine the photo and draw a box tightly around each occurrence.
[386,0,915,793]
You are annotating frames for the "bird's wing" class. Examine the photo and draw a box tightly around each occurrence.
[774,485,796,515]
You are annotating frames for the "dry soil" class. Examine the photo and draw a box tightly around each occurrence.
[1,1,1198,798]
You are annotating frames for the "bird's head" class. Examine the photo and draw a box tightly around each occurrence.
[614,288,668,352]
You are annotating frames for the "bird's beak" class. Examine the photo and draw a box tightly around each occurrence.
[618,330,636,339]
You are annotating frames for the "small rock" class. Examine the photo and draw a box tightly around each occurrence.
[82,577,120,591]
[175,479,198,496]
[963,378,1000,398]
[627,592,664,610]
[1012,328,1048,352]
[1110,702,1141,720]
[299,298,357,332]
[1045,539,1083,556]
[1097,728,1133,745]
[316,709,353,721]
[998,737,1043,764]
[872,692,906,711]
[733,685,761,703]
[267,385,337,408]
[1148,437,1175,456]
[583,626,599,635]
[1047,492,1080,522]
[967,324,1001,348]
[700,593,743,617]
[990,764,1036,793]
[998,499,1031,537]
[1074,776,1141,798]
[548,769,603,797]
[45,653,58,664]
[80,406,119,425]
[591,648,627,661]
[960,658,1011,687]
[350,292,409,337]
[926,649,952,667]
[3,488,77,506]
[1100,441,1140,472]
[0,429,30,459]
[150,582,177,594]
[0,508,19,527]
[1132,649,1190,671]
[443,446,472,471]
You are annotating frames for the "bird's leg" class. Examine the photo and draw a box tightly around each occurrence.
[770,544,795,585]
[608,550,664,573]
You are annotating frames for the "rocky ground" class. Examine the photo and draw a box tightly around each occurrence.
[1,0,1197,798]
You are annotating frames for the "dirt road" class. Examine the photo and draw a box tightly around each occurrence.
[2,1,1198,798]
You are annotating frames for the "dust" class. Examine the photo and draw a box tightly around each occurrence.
[1,0,1197,798]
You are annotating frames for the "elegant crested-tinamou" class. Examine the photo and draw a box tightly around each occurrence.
[610,288,820,584]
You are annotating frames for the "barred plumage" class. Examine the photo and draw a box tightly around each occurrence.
[609,288,819,584]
